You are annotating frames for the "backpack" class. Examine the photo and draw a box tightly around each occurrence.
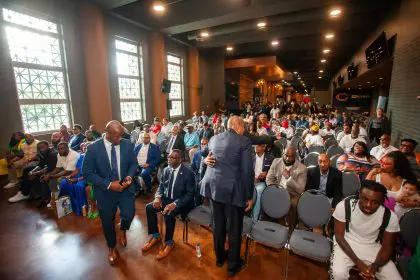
[344,196,391,243]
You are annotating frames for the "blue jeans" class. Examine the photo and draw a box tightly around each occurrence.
[252,182,267,222]
[139,167,152,193]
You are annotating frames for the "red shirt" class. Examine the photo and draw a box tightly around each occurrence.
[152,124,162,134]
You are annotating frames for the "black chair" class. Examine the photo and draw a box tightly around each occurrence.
[326,145,344,158]
[397,209,420,279]
[308,145,324,154]
[304,152,320,167]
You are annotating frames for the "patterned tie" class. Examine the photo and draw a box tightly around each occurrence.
[111,144,119,181]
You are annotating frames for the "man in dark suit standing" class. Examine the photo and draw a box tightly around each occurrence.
[201,116,254,277]
[82,120,137,265]
[305,154,343,208]
[142,149,195,260]
[134,133,161,195]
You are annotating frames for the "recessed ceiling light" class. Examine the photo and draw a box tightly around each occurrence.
[319,70,324,73]
[318,76,322,79]
[200,31,209,38]
[152,1,166,12]
[293,71,298,74]
[298,77,301,80]
[367,81,370,84]
[329,8,342,17]
[271,40,279,46]
[257,21,266,28]
[325,33,335,39]
[321,59,327,63]
[281,80,285,82]
[371,86,375,88]
[379,77,383,80]
[323,49,331,54]
[226,46,234,51]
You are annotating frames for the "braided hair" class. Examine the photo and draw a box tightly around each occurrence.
[350,179,388,209]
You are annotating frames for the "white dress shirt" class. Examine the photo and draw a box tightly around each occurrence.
[103,137,121,179]
[305,134,324,148]
[254,153,264,178]
[137,143,150,166]
[339,135,367,153]
[370,145,398,160]
[56,149,80,171]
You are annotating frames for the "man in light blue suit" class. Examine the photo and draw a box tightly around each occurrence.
[82,120,137,265]
[134,132,161,195]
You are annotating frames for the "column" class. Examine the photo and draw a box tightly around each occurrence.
[149,32,167,119]
[187,47,200,116]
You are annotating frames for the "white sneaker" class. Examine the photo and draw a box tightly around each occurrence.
[3,182,17,189]
[47,202,52,209]
[8,191,30,203]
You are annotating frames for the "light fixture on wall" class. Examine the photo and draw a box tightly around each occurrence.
[329,8,342,17]
[325,33,335,39]
[318,76,322,79]
[226,46,234,51]
[323,49,331,54]
[321,59,327,63]
[319,70,324,73]
[257,21,267,29]
[271,40,279,46]
[152,1,166,13]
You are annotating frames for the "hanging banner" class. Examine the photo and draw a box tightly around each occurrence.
[333,90,372,113]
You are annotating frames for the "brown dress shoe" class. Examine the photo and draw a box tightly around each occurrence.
[156,244,175,260]
[108,248,118,265]
[142,237,162,252]
[119,231,127,247]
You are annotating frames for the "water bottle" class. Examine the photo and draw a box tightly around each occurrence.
[196,243,202,258]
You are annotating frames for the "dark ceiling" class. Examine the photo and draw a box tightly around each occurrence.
[96,0,401,91]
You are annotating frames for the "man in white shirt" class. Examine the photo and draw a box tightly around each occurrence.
[304,125,324,148]
[280,120,294,140]
[336,123,351,143]
[320,121,335,138]
[270,106,280,119]
[370,133,398,161]
[339,125,367,153]
[137,124,157,145]
[331,180,402,280]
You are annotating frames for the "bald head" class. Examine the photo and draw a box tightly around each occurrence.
[227,116,245,135]
[105,120,124,145]
[318,154,330,173]
[283,147,297,166]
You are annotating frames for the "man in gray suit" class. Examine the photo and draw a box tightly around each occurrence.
[200,116,254,277]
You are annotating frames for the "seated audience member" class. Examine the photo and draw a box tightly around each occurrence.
[137,124,157,145]
[89,124,102,139]
[336,123,351,143]
[253,144,274,221]
[320,121,334,139]
[69,124,86,151]
[367,151,417,211]
[304,125,324,148]
[201,111,209,124]
[142,150,195,260]
[190,138,209,183]
[212,112,220,125]
[178,121,186,138]
[338,141,379,180]
[399,138,420,179]
[369,133,398,161]
[151,117,162,135]
[395,180,420,218]
[270,105,280,119]
[198,122,214,140]
[184,124,200,161]
[118,121,132,140]
[4,133,39,189]
[329,114,338,127]
[330,180,401,280]
[191,111,199,123]
[80,130,96,153]
[51,133,61,149]
[266,147,307,227]
[280,120,294,140]
[339,125,366,153]
[358,122,368,139]
[259,113,270,132]
[134,133,161,195]
[368,107,391,143]
[166,125,186,157]
[213,118,225,135]
[8,141,57,203]
[130,120,143,144]
[38,142,80,208]
[59,154,87,216]
[305,154,343,208]
[257,120,268,136]
[58,124,72,142]
[160,118,173,138]
[1,132,24,176]
[296,116,309,128]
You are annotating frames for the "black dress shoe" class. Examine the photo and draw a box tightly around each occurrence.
[216,259,225,267]
[227,259,245,277]
[37,200,48,209]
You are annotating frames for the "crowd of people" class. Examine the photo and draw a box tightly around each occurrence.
[1,99,420,278]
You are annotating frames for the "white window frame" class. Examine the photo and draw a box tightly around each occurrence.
[166,53,185,117]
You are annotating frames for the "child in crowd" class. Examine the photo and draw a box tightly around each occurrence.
[395,180,420,218]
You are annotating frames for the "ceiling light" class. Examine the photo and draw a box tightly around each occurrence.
[323,49,330,54]
[293,71,298,74]
[318,76,322,79]
[379,77,383,80]
[200,31,209,38]
[152,1,166,12]
[319,70,324,73]
[321,59,327,63]
[281,80,285,82]
[298,77,301,80]
[257,21,266,28]
[329,8,342,17]
[271,40,279,46]
[325,33,335,39]
[226,46,234,51]
[367,81,370,84]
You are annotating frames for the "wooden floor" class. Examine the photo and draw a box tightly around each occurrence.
[0,177,328,280]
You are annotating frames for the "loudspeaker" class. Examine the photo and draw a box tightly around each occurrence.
[161,79,171,93]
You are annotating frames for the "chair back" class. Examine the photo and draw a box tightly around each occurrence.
[399,209,420,251]
[326,145,344,158]
[278,137,288,149]
[342,172,360,197]
[308,145,324,154]
[273,141,284,153]
[330,154,340,168]
[334,127,343,133]
[261,185,290,219]
[304,152,320,167]
[324,138,338,151]
[297,190,332,228]
[290,136,302,149]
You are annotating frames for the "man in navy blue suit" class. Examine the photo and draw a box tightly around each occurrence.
[200,116,254,277]
[82,120,137,265]
[142,149,195,260]
[68,124,86,151]
[134,133,161,195]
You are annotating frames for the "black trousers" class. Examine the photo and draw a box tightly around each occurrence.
[210,199,245,271]
[96,188,135,248]
[20,166,37,196]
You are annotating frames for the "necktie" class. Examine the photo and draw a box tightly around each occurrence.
[111,144,119,181]
[167,169,175,199]
[167,136,175,153]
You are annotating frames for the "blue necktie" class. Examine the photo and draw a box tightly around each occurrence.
[111,144,119,181]
[167,169,174,199]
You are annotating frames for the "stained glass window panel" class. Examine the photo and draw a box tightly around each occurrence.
[6,26,62,67]
[116,52,139,76]
[169,101,182,117]
[3,8,58,33]
[168,64,181,82]
[120,102,142,122]
[118,78,140,99]
[115,39,137,54]
[169,83,181,99]
[167,55,180,64]
[20,104,69,133]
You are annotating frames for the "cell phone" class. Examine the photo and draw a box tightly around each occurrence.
[119,178,127,186]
